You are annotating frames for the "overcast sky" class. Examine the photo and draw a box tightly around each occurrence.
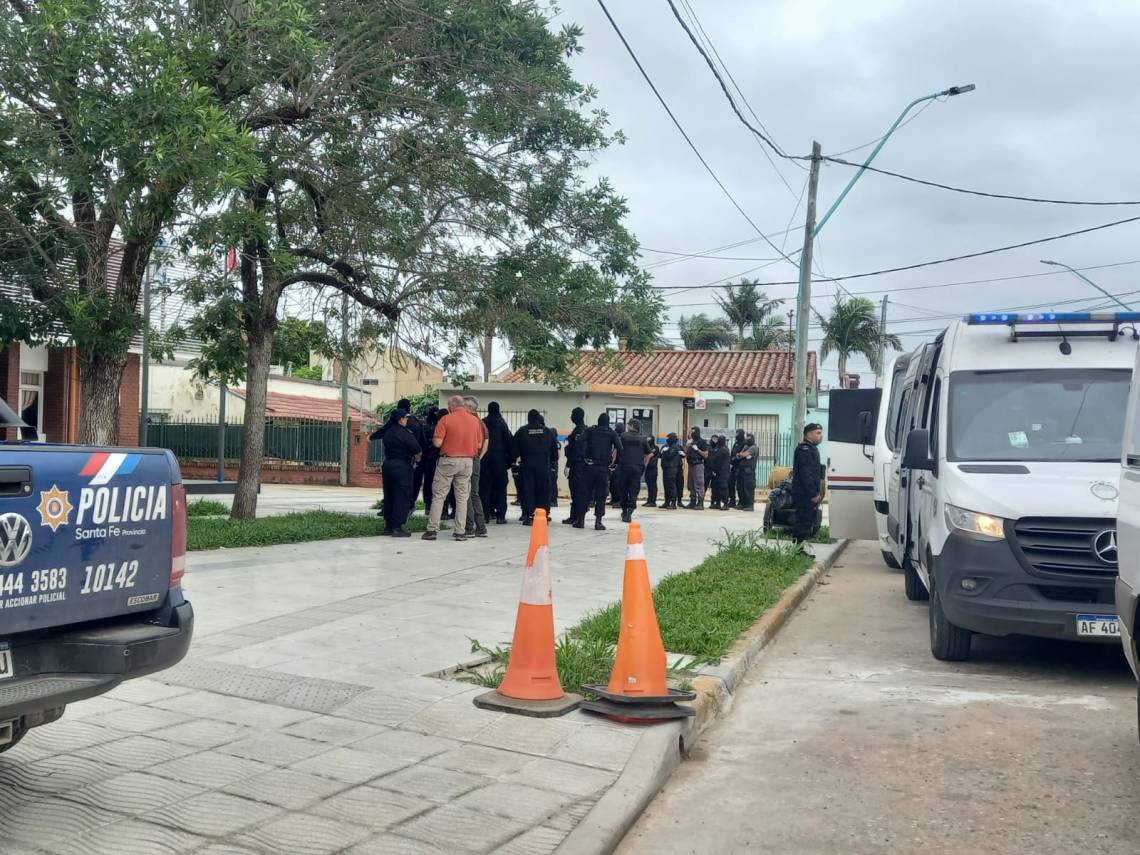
[528,0,1140,385]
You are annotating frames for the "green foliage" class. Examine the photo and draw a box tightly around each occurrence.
[377,391,438,422]
[820,296,902,376]
[715,280,785,349]
[291,364,325,381]
[186,499,229,517]
[187,509,425,550]
[273,318,330,373]
[677,313,735,350]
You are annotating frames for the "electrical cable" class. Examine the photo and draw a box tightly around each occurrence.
[595,0,802,272]
[823,157,1140,206]
[827,100,939,158]
[652,216,1140,290]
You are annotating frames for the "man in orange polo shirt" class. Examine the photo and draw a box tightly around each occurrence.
[423,395,483,541]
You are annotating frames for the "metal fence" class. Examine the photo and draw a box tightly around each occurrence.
[756,430,796,487]
[146,417,342,465]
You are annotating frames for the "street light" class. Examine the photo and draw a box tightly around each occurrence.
[1040,259,1134,310]
[792,84,977,438]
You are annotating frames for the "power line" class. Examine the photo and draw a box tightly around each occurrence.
[823,157,1140,206]
[595,0,801,273]
[827,99,939,158]
[663,0,796,162]
[652,216,1140,290]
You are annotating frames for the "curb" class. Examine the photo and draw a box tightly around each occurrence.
[555,540,849,855]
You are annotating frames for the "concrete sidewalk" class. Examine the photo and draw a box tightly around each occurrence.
[0,506,793,854]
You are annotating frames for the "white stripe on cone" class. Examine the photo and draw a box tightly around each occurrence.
[626,542,646,560]
[519,545,553,606]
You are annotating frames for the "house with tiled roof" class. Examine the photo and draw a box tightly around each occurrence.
[438,346,830,490]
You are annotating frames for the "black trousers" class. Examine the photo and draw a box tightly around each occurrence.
[481,457,509,520]
[583,464,611,518]
[736,465,757,508]
[792,495,816,543]
[609,466,621,504]
[519,463,550,517]
[644,462,658,503]
[712,468,731,505]
[674,465,684,503]
[619,464,644,513]
[421,455,438,510]
[549,465,559,507]
[662,466,680,504]
[381,459,414,531]
[568,460,587,522]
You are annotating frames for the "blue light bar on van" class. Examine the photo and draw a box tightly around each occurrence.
[967,311,1140,325]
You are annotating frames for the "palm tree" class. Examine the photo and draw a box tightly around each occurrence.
[715,280,784,348]
[819,296,902,377]
[678,313,734,350]
[743,317,789,350]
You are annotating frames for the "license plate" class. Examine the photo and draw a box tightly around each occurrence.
[1076,614,1120,637]
[0,643,11,682]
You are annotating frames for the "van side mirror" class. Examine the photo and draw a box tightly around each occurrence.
[903,429,934,471]
[858,411,874,446]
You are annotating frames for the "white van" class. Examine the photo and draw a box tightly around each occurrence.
[1115,339,1140,730]
[833,312,1137,661]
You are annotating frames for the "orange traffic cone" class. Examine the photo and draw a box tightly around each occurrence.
[473,510,581,718]
[581,522,694,723]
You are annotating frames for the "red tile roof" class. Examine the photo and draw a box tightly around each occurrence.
[232,389,373,423]
[499,349,816,394]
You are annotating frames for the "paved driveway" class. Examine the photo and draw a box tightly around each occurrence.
[620,540,1140,855]
[1,506,769,854]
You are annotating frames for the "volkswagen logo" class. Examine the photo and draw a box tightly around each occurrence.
[0,513,32,567]
[1090,481,1119,501]
[1092,529,1118,566]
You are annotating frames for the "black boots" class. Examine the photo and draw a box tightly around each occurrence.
[620,510,632,523]
[642,500,657,508]
[572,519,585,529]
[709,501,721,510]
[595,518,606,531]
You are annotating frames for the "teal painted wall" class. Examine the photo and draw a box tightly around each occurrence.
[725,392,831,460]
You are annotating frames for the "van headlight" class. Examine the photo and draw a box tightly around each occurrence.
[945,504,1006,540]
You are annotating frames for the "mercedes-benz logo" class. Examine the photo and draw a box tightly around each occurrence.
[0,513,32,567]
[1092,529,1118,565]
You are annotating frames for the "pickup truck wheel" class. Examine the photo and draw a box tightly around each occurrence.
[881,550,902,570]
[929,572,972,661]
[904,560,928,601]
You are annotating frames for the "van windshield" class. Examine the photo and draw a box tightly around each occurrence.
[948,369,1129,463]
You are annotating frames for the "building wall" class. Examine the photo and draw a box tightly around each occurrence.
[726,393,831,460]
[323,347,442,405]
[0,345,18,440]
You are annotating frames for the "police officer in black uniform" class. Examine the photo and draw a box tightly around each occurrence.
[563,407,588,526]
[609,421,625,507]
[735,433,760,511]
[659,433,683,509]
[791,423,824,550]
[708,435,732,509]
[642,437,661,508]
[514,410,557,526]
[617,419,652,523]
[542,416,560,508]
[580,413,622,530]
[726,429,746,509]
[481,401,514,524]
[372,408,421,537]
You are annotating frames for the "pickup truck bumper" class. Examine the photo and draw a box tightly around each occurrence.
[0,599,194,722]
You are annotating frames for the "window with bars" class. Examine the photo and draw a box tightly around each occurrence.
[734,414,779,459]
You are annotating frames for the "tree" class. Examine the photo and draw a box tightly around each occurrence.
[678,313,734,350]
[0,0,261,443]
[182,0,661,517]
[819,296,902,377]
[743,317,789,350]
[272,318,330,373]
[715,279,783,348]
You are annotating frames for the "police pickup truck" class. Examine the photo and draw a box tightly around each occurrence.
[0,400,193,753]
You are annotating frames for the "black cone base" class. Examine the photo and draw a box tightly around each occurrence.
[579,697,695,723]
[473,690,582,718]
[581,684,696,705]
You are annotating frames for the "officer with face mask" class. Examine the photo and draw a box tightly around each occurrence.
[617,419,652,523]
[580,413,622,529]
[609,421,626,507]
[708,434,732,510]
[684,427,710,509]
[514,409,557,525]
[727,428,746,509]
[659,433,683,509]
[735,432,760,511]
[642,436,661,508]
[564,407,588,527]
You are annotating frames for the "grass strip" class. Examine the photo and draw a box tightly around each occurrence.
[187,509,427,551]
[464,528,814,692]
[186,499,229,517]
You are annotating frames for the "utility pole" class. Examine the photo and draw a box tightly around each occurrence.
[216,384,226,483]
[339,293,350,487]
[793,141,822,441]
[786,309,795,350]
[877,295,889,382]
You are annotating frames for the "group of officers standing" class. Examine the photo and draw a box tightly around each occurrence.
[374,396,767,539]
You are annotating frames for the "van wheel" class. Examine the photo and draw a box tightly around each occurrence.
[904,560,928,601]
[881,550,901,570]
[929,572,972,661]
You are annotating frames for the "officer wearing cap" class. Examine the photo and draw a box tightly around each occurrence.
[791,423,824,551]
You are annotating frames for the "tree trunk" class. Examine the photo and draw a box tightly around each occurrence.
[231,325,274,519]
[837,351,847,384]
[78,352,128,445]
[481,331,493,382]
